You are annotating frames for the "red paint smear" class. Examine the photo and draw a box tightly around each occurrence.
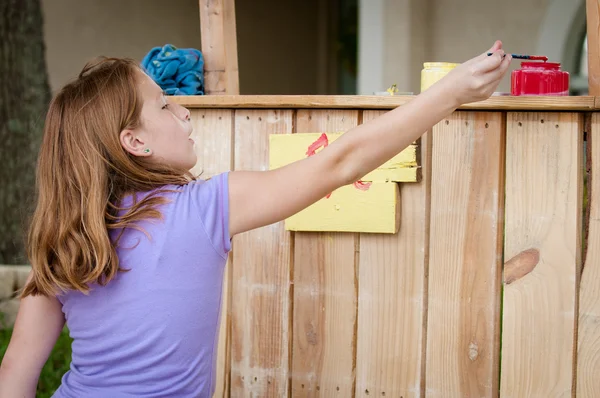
[306,133,329,157]
[353,180,372,191]
[304,134,372,199]
[528,55,548,62]
[306,133,333,198]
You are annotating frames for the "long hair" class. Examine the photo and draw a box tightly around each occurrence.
[21,57,194,297]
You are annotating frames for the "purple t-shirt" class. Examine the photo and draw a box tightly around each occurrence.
[52,172,231,398]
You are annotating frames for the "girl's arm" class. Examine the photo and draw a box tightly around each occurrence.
[228,42,511,237]
[0,273,65,398]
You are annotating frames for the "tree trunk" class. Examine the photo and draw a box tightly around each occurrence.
[0,0,51,264]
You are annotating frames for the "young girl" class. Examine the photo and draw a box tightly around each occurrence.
[0,41,510,397]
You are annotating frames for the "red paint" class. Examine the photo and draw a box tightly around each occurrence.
[304,133,373,200]
[306,133,333,198]
[511,61,569,96]
[353,180,372,190]
[306,133,329,156]
[527,55,548,62]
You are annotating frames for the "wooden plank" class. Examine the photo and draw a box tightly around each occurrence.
[355,111,431,397]
[189,109,232,397]
[426,111,504,397]
[501,112,583,397]
[172,94,597,111]
[577,112,600,397]
[230,110,294,397]
[199,0,239,94]
[587,0,600,95]
[189,109,233,179]
[291,110,359,396]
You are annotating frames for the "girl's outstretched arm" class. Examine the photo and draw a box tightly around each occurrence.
[228,41,511,237]
[0,273,65,398]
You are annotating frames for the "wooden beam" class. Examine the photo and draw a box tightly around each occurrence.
[172,94,597,111]
[199,0,240,94]
[587,0,600,95]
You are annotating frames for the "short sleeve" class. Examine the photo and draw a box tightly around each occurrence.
[189,172,231,258]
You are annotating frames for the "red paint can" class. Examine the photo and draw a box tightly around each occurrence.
[511,62,569,96]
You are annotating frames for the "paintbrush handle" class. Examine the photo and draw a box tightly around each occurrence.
[487,53,548,61]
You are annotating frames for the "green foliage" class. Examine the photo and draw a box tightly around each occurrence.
[0,328,72,397]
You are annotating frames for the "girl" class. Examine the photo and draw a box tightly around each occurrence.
[0,41,510,397]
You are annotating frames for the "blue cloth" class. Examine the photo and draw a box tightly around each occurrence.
[141,44,204,95]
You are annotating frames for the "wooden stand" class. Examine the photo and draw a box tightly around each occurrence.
[196,1,600,397]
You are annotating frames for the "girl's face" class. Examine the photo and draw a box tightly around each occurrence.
[120,71,197,170]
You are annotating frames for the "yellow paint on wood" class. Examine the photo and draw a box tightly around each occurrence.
[269,132,408,233]
[269,133,419,182]
[285,182,400,233]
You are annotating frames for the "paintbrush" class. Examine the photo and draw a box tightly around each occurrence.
[487,53,548,61]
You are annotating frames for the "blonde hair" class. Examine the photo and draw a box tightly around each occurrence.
[21,57,194,297]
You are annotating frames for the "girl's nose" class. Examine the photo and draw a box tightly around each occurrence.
[176,104,190,121]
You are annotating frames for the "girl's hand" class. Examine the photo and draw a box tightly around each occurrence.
[436,40,512,106]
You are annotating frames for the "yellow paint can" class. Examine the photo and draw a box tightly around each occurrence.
[421,62,459,92]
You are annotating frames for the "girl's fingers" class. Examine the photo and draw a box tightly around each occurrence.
[487,53,512,83]
[487,40,503,54]
[473,40,503,63]
[477,50,506,73]
[481,54,512,95]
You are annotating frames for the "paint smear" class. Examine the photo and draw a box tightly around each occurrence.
[353,180,372,191]
[306,133,329,156]
[306,133,333,198]
[305,133,372,198]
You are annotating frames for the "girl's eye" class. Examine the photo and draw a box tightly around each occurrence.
[162,103,170,110]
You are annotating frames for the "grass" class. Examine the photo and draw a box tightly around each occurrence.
[0,327,72,398]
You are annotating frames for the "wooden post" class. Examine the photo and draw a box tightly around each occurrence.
[587,0,600,95]
[199,0,240,94]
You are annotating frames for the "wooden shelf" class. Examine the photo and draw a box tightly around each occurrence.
[171,95,597,111]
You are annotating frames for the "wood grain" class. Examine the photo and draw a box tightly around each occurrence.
[172,95,597,111]
[354,110,431,397]
[577,112,600,397]
[230,110,294,397]
[199,0,239,94]
[501,112,583,398]
[189,109,232,397]
[291,110,359,396]
[587,0,600,95]
[426,112,504,397]
[189,109,233,179]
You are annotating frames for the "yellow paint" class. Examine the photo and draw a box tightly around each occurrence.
[421,62,459,92]
[269,133,419,182]
[285,182,399,233]
[269,132,413,233]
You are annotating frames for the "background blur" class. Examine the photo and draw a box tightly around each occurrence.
[43,0,589,96]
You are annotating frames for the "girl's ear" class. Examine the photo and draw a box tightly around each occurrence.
[120,129,151,157]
